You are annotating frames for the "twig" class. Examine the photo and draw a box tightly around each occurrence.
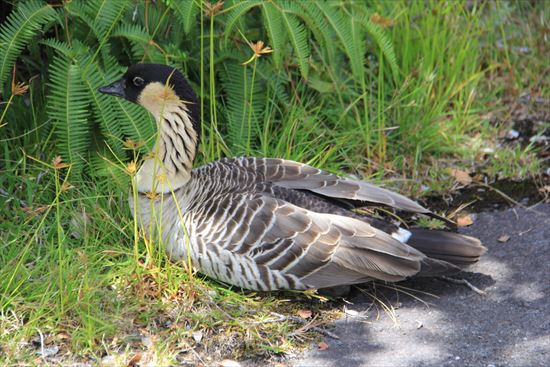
[440,276,486,295]
[248,312,340,339]
[476,182,546,215]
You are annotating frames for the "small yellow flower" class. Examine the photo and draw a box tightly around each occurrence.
[242,40,274,65]
[12,82,28,96]
[370,12,393,28]
[52,156,70,170]
[145,191,160,200]
[11,65,29,96]
[157,173,166,183]
[142,151,156,160]
[204,1,223,17]
[123,138,145,150]
[126,160,137,175]
[61,181,74,192]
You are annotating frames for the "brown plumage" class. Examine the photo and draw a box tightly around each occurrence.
[99,64,486,292]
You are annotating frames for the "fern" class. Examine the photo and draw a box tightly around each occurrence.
[85,0,130,39]
[279,6,310,79]
[169,0,200,35]
[291,1,335,61]
[40,39,75,58]
[112,93,156,152]
[261,2,286,68]
[47,56,90,174]
[220,62,266,153]
[313,1,364,82]
[112,23,151,44]
[78,55,126,159]
[223,0,264,46]
[0,0,57,89]
[361,15,400,82]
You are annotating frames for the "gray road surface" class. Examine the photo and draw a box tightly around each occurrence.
[290,204,550,367]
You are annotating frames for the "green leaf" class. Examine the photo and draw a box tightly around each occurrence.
[279,8,310,79]
[85,0,130,39]
[223,0,264,46]
[169,0,200,34]
[313,1,363,82]
[47,56,90,174]
[78,55,126,159]
[112,23,152,44]
[361,14,400,82]
[220,62,266,153]
[0,0,57,88]
[261,2,286,68]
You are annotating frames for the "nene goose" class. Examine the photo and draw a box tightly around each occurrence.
[98,64,486,292]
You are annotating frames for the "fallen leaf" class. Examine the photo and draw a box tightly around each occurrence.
[450,169,472,185]
[318,341,329,351]
[220,360,241,367]
[127,353,141,367]
[297,309,312,318]
[539,185,550,193]
[457,215,474,227]
[498,235,510,243]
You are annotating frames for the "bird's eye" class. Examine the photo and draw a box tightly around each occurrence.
[132,77,144,87]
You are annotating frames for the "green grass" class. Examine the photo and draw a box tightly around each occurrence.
[0,1,548,364]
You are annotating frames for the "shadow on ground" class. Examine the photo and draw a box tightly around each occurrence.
[290,203,550,367]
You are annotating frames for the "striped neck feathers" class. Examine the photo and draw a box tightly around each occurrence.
[136,82,199,194]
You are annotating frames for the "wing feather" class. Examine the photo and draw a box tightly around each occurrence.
[235,157,432,214]
[201,190,427,289]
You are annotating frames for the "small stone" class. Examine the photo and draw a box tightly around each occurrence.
[506,129,520,139]
[192,330,203,343]
[38,345,59,357]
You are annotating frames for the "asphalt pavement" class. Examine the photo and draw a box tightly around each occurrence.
[290,203,550,367]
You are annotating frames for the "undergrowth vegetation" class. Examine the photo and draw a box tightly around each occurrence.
[0,0,547,364]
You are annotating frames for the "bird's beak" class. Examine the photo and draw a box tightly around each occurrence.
[98,79,125,98]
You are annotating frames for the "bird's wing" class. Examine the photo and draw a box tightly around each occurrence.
[205,193,425,289]
[229,157,432,215]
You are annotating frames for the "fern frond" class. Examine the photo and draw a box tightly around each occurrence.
[47,56,90,174]
[89,153,129,189]
[222,0,264,46]
[77,55,126,159]
[85,0,130,39]
[112,23,151,44]
[289,1,336,61]
[313,1,363,81]
[361,15,400,82]
[220,62,266,153]
[279,7,310,79]
[261,2,286,68]
[0,0,57,88]
[351,17,366,80]
[169,0,200,35]
[40,39,74,58]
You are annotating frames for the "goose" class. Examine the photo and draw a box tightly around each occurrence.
[98,64,486,292]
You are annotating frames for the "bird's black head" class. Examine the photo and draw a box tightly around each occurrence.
[99,64,200,127]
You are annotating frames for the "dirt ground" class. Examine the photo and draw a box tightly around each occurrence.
[290,203,550,367]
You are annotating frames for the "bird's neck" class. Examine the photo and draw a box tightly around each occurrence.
[136,100,199,194]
